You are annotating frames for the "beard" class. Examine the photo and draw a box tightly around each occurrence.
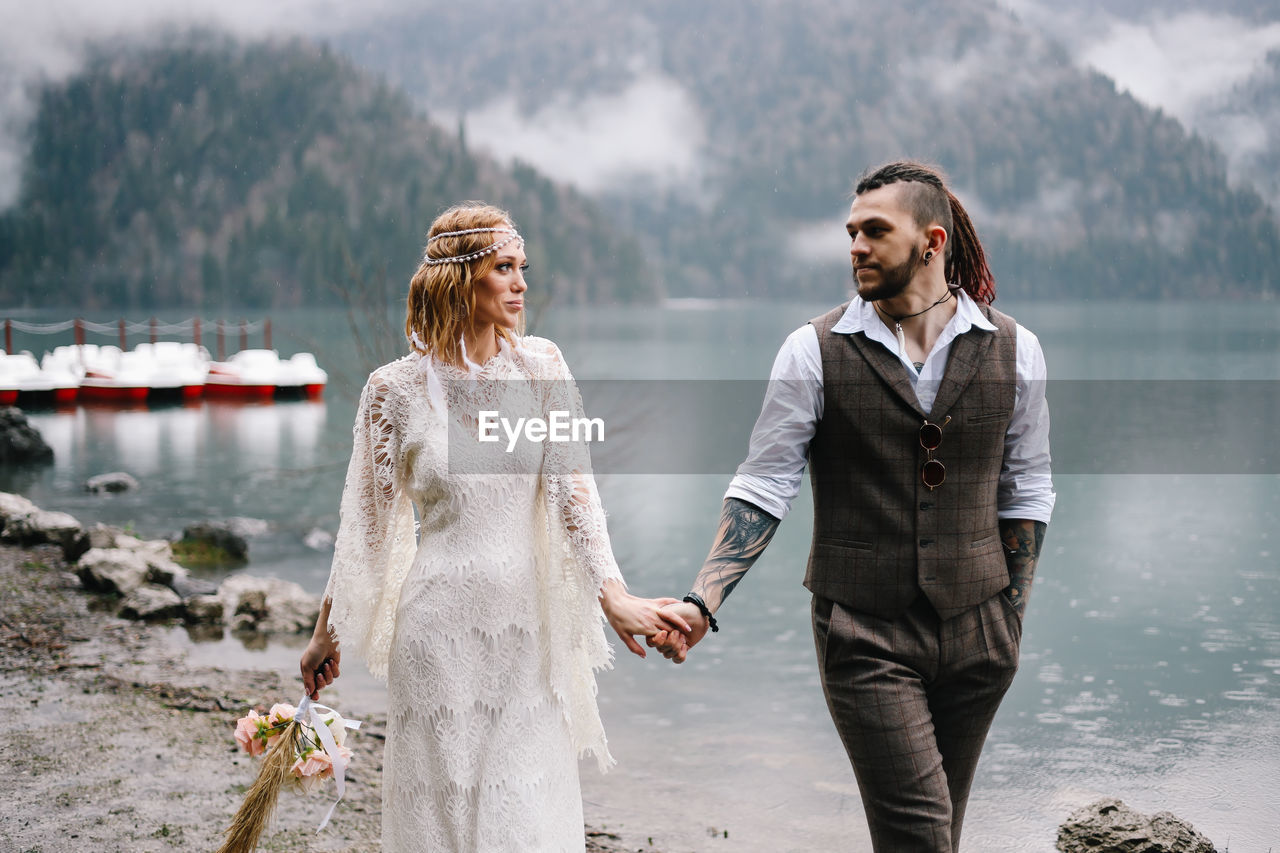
[853,247,925,302]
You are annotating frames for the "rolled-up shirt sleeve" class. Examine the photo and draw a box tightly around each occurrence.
[998,325,1056,522]
[724,325,824,520]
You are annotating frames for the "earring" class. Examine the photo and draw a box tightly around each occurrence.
[923,250,933,266]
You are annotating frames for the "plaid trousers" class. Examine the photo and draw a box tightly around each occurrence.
[812,592,1022,853]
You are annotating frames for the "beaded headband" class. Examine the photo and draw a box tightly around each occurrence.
[422,226,524,266]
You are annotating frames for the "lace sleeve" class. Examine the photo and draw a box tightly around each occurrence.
[323,372,418,681]
[519,338,620,771]
[535,341,624,595]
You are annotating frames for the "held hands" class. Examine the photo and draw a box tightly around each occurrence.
[647,601,709,664]
[599,579,693,658]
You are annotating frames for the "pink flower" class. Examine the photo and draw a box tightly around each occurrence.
[292,746,333,778]
[267,703,297,726]
[289,747,332,794]
[291,769,327,795]
[234,710,265,757]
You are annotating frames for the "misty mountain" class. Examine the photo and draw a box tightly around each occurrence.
[336,0,1280,300]
[0,37,651,311]
[1200,49,1280,207]
[1004,0,1280,212]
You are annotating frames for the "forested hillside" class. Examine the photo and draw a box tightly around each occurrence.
[0,38,651,311]
[1007,0,1280,217]
[4,2,1277,307]
[339,0,1280,299]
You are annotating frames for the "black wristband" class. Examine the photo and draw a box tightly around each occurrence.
[683,592,719,633]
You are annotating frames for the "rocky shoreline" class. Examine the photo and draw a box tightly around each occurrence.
[0,494,657,852]
[0,538,365,851]
[1,489,321,635]
[0,488,1226,853]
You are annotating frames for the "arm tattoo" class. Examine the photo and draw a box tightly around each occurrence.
[999,519,1047,616]
[691,498,781,612]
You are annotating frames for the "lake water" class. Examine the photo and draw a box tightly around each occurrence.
[5,301,1279,852]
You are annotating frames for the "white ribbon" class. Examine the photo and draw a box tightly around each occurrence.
[295,695,362,832]
[458,334,483,375]
[421,355,447,413]
[410,330,449,413]
[412,332,514,414]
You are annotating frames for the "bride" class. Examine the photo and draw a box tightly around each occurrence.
[300,201,688,852]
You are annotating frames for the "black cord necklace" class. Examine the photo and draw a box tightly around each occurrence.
[874,289,954,360]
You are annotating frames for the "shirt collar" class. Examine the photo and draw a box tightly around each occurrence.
[830,287,997,336]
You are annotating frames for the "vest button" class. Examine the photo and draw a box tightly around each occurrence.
[919,501,933,511]
[919,537,933,547]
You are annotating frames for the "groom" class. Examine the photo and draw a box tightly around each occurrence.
[654,161,1054,852]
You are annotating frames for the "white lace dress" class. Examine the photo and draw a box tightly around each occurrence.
[322,336,623,853]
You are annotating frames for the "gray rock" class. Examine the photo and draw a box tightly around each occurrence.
[234,589,269,624]
[0,407,53,466]
[176,521,250,565]
[84,472,139,493]
[1057,798,1217,853]
[74,531,216,600]
[1,508,82,549]
[0,492,42,541]
[183,594,225,625]
[170,573,219,599]
[218,574,320,634]
[131,540,182,583]
[116,533,173,562]
[62,522,125,562]
[149,557,188,588]
[76,547,152,595]
[0,492,38,525]
[118,584,185,621]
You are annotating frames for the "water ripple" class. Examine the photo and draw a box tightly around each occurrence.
[1037,662,1065,684]
[1071,719,1104,733]
[1222,688,1265,702]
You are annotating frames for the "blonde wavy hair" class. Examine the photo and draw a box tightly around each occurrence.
[405,201,525,365]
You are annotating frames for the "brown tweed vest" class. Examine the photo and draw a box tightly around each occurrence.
[805,300,1018,620]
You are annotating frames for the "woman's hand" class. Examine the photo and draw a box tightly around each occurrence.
[300,635,341,700]
[599,579,692,658]
[301,598,341,700]
[647,601,708,664]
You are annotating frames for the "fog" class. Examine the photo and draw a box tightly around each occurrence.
[0,0,709,207]
[443,73,706,195]
[3,0,1280,207]
[787,215,856,268]
[1000,0,1280,198]
[1079,13,1280,123]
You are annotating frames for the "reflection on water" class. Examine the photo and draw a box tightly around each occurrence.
[5,303,1279,852]
[8,399,333,547]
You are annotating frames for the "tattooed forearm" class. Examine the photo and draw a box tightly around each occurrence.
[691,498,781,612]
[1000,519,1047,616]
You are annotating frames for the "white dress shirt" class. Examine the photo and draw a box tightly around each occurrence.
[725,291,1056,523]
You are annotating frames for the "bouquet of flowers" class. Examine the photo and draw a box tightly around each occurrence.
[216,696,361,853]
